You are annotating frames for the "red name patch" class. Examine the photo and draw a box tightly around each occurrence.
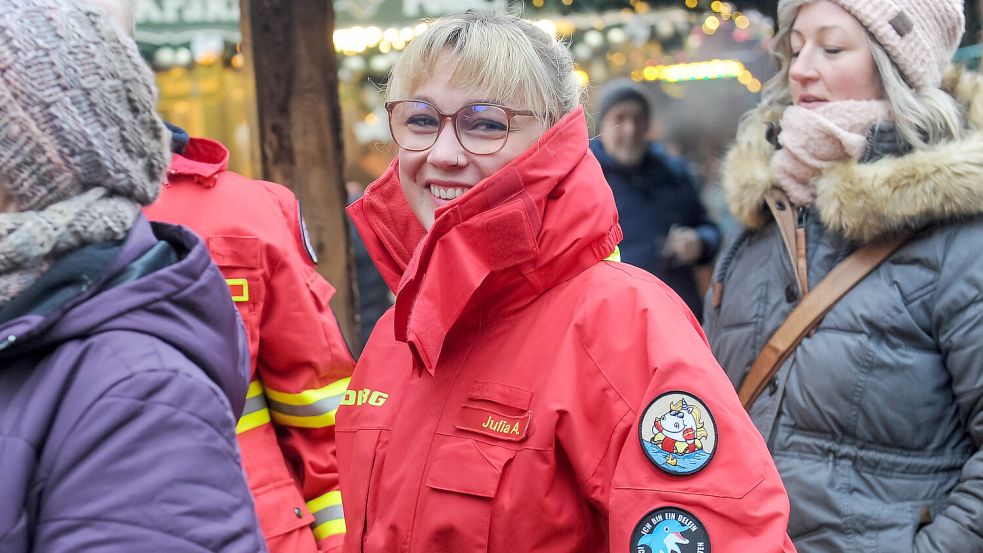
[455,405,530,442]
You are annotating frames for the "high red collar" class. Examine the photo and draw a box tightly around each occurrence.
[167,137,230,187]
[348,106,621,374]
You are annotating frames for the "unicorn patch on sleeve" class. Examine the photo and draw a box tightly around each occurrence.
[638,392,718,476]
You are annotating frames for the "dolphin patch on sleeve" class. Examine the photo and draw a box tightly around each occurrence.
[632,506,710,553]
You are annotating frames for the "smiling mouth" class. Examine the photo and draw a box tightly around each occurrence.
[429,184,468,200]
[798,95,827,105]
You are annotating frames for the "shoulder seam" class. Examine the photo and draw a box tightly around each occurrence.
[579,407,634,487]
[575,321,634,408]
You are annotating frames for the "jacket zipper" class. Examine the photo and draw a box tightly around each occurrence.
[794,206,809,293]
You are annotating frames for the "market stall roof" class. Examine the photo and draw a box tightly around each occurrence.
[132,0,778,49]
[134,0,240,47]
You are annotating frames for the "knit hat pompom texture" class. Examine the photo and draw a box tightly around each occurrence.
[0,0,169,212]
[779,0,965,90]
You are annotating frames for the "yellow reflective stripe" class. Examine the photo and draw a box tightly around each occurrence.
[226,278,249,302]
[308,491,345,540]
[312,518,346,540]
[236,408,270,434]
[265,377,350,429]
[246,380,263,399]
[604,246,622,262]
[236,380,270,434]
[270,410,337,428]
[307,490,342,514]
[264,377,351,406]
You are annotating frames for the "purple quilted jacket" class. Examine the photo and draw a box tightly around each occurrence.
[0,217,266,552]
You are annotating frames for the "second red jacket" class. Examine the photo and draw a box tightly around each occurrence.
[144,135,354,553]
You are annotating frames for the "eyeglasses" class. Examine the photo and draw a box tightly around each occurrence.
[385,100,535,155]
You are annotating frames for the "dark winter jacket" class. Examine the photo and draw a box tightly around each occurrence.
[704,68,983,553]
[347,191,392,350]
[590,140,720,317]
[0,216,266,552]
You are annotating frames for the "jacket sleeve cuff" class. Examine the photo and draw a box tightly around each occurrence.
[318,533,345,553]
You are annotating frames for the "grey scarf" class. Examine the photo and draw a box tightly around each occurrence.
[0,188,141,308]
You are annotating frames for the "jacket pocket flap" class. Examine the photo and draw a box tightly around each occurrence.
[455,405,530,442]
[251,480,315,538]
[425,438,516,498]
[467,381,533,410]
[306,269,336,309]
[207,235,261,268]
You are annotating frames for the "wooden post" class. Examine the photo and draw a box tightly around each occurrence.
[979,0,983,43]
[239,0,358,350]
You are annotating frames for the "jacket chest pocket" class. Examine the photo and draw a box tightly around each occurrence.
[453,381,535,444]
[418,436,517,553]
[337,427,388,551]
[207,235,263,365]
[411,381,531,552]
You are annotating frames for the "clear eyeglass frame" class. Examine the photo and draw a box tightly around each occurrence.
[385,99,536,155]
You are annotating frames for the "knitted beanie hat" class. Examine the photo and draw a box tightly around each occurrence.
[0,0,168,212]
[596,78,651,124]
[778,0,965,90]
[0,0,170,307]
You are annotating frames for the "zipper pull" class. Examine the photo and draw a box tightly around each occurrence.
[796,205,808,228]
[794,206,809,293]
[0,335,16,351]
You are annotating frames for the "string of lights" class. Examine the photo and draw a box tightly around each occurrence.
[334,1,771,95]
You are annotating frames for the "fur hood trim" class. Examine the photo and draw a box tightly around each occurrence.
[722,67,983,242]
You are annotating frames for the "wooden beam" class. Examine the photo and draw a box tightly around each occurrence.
[979,0,982,43]
[239,0,358,350]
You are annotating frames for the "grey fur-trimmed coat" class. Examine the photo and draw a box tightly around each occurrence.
[704,68,983,553]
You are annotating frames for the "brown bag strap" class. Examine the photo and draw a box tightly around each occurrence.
[738,234,910,409]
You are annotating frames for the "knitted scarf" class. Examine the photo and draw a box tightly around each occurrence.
[771,100,893,206]
[0,188,141,308]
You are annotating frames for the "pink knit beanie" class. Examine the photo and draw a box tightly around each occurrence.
[779,0,965,90]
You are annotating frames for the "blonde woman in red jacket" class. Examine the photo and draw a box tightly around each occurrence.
[341,11,795,553]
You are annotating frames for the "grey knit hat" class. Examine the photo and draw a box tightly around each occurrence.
[596,78,651,124]
[0,0,170,307]
[778,0,965,90]
[0,0,169,212]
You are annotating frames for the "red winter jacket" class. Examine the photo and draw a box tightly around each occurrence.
[144,136,354,553]
[341,107,795,552]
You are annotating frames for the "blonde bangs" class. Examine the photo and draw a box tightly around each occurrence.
[385,11,580,127]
